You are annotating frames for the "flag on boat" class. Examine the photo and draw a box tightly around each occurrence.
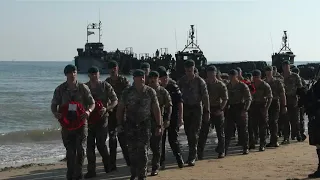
[87,31,94,36]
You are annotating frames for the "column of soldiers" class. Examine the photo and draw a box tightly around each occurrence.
[51,59,308,180]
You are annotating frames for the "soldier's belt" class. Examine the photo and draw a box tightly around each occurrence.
[126,120,147,128]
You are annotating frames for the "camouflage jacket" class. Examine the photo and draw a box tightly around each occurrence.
[105,75,130,99]
[266,77,285,100]
[252,80,273,103]
[283,72,303,96]
[206,79,228,107]
[227,81,252,105]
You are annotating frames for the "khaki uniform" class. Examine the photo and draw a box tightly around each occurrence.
[283,72,303,140]
[105,75,131,167]
[120,85,159,179]
[249,81,272,147]
[225,81,252,152]
[198,79,228,157]
[266,78,285,144]
[85,81,118,173]
[178,75,209,162]
[150,85,172,171]
[51,81,95,179]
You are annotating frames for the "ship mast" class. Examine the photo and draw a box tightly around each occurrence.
[278,30,292,53]
[181,25,202,52]
[86,21,102,43]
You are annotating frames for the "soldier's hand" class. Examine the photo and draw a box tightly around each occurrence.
[240,110,247,118]
[203,112,210,122]
[53,112,62,119]
[178,118,184,128]
[81,111,90,120]
[163,121,170,128]
[282,107,287,114]
[100,107,107,113]
[155,127,163,136]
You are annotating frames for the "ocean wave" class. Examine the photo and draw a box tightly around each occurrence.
[0,128,62,144]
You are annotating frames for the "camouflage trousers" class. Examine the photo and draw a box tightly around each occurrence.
[87,121,110,173]
[249,102,268,147]
[268,100,280,144]
[183,104,203,161]
[126,121,151,179]
[61,125,87,179]
[225,103,249,151]
[150,127,162,171]
[108,109,130,168]
[283,95,301,140]
[198,106,225,157]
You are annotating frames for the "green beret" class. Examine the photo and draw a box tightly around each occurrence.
[282,60,290,65]
[252,69,261,76]
[64,64,77,75]
[148,71,159,78]
[140,62,150,69]
[246,73,252,78]
[272,66,277,70]
[133,69,145,77]
[291,67,300,73]
[228,69,238,76]
[184,60,195,67]
[87,66,99,73]
[206,65,217,72]
[265,66,273,71]
[236,67,242,73]
[158,69,168,78]
[158,66,166,72]
[108,60,118,69]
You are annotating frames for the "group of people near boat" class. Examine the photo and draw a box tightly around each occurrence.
[51,59,320,180]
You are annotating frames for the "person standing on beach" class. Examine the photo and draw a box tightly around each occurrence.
[105,60,131,169]
[225,69,251,155]
[84,66,118,179]
[198,65,228,159]
[51,64,95,180]
[265,66,287,148]
[148,71,172,176]
[248,70,272,152]
[116,69,162,180]
[141,62,151,85]
[281,60,303,144]
[178,60,210,166]
[158,68,184,169]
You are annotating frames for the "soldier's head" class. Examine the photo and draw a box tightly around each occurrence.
[252,69,262,82]
[236,67,242,76]
[108,60,118,76]
[184,60,195,77]
[140,62,151,76]
[265,66,273,77]
[148,71,160,86]
[272,66,277,72]
[206,65,217,79]
[217,70,222,80]
[282,60,290,72]
[158,67,169,86]
[88,66,100,81]
[228,69,238,81]
[64,64,77,81]
[291,67,300,74]
[246,73,253,82]
[133,69,145,85]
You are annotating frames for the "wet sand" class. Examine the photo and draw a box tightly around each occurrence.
[0,138,317,180]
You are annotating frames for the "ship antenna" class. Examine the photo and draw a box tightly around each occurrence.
[99,9,101,43]
[196,25,198,45]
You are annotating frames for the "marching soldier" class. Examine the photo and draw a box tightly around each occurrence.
[158,68,185,169]
[84,66,118,178]
[141,62,151,84]
[281,60,303,144]
[105,60,131,169]
[265,66,287,147]
[248,70,273,151]
[116,69,162,180]
[225,69,252,155]
[178,60,210,166]
[148,71,172,176]
[51,64,95,180]
[198,65,228,159]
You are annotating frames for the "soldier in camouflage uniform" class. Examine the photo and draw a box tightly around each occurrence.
[141,62,151,85]
[148,71,172,175]
[273,66,283,80]
[281,60,304,144]
[105,61,131,169]
[248,70,273,151]
[158,68,185,169]
[178,60,210,166]
[273,66,285,137]
[116,69,162,180]
[198,65,228,159]
[291,67,308,141]
[84,66,118,178]
[265,66,287,147]
[51,64,95,180]
[225,69,252,155]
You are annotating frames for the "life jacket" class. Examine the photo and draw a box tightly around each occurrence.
[59,101,86,130]
[88,100,104,124]
[241,79,256,94]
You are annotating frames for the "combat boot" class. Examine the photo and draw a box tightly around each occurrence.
[84,172,96,179]
[176,154,184,168]
[309,149,320,179]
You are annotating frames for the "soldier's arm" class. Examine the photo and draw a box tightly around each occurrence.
[82,84,95,111]
[163,89,173,122]
[278,81,287,106]
[151,89,162,126]
[220,82,228,110]
[105,82,118,111]
[124,77,131,88]
[116,89,127,125]
[51,87,61,114]
[265,83,273,109]
[173,84,184,121]
[200,79,210,113]
[243,84,252,111]
[295,74,304,96]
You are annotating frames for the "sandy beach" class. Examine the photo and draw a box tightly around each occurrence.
[0,138,318,180]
